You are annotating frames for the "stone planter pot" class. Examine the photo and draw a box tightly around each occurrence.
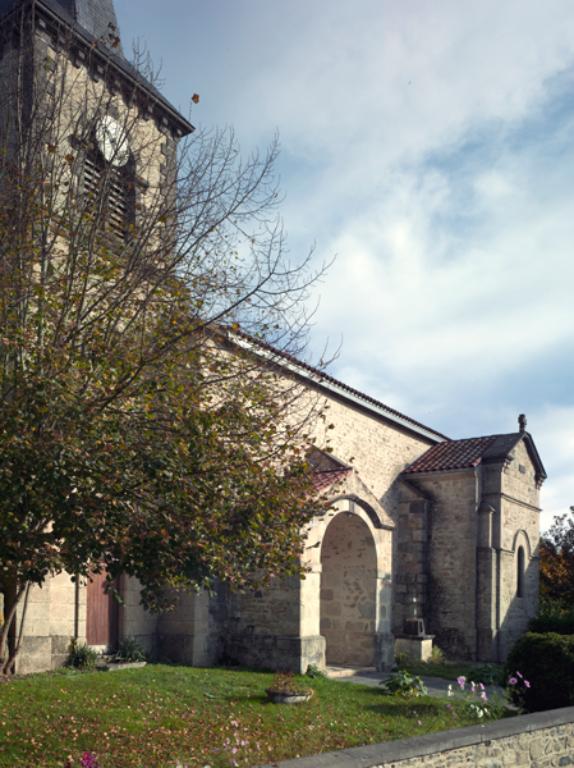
[266,688,314,704]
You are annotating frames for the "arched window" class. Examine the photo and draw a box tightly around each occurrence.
[516,546,525,598]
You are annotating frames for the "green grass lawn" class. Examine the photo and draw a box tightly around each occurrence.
[0,665,506,768]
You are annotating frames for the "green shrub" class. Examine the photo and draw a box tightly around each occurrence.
[394,651,409,668]
[430,645,445,664]
[467,663,504,686]
[529,614,574,635]
[305,664,326,679]
[505,632,574,712]
[116,637,147,663]
[380,669,428,697]
[66,639,98,670]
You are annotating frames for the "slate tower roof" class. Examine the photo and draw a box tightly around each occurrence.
[0,0,122,52]
[0,0,194,136]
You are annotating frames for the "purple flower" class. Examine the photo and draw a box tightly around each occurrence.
[516,671,523,679]
[479,682,485,691]
[80,754,100,768]
[507,676,518,686]
[457,675,466,690]
[524,680,531,689]
[480,691,488,702]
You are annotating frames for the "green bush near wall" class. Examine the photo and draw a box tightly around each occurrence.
[529,614,574,635]
[506,632,574,712]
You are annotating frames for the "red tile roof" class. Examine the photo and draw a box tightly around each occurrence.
[403,434,516,475]
[312,468,352,493]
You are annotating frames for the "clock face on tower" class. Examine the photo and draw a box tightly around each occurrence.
[95,115,130,168]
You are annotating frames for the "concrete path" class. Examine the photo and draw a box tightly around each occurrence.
[325,666,504,699]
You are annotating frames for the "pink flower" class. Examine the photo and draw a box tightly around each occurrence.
[524,680,531,688]
[507,676,518,686]
[457,676,466,690]
[80,754,100,768]
[480,691,488,702]
[516,671,523,679]
[479,682,485,691]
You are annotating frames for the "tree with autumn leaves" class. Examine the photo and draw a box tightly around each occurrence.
[0,22,329,674]
[539,511,574,613]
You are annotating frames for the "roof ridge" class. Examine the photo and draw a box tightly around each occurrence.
[441,433,514,444]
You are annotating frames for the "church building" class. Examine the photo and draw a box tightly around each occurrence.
[0,0,547,676]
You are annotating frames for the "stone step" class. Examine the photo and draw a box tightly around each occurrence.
[325,665,376,679]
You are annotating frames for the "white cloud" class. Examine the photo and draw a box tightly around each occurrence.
[530,406,574,531]
[118,0,574,539]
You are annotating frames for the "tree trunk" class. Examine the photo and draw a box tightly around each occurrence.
[0,582,29,676]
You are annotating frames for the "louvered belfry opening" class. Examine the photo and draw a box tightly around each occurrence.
[82,148,134,240]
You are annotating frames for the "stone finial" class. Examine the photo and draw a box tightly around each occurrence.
[518,414,527,433]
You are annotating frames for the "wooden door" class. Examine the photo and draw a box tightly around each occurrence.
[86,571,119,650]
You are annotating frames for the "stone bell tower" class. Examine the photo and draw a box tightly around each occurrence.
[0,0,194,674]
[0,0,193,236]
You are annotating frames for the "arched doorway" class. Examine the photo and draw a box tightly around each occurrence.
[320,511,377,667]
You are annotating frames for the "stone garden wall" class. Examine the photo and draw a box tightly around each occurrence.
[263,706,574,768]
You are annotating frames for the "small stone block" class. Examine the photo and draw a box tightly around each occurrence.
[395,636,434,662]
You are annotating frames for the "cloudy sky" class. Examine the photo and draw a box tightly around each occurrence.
[115,0,574,531]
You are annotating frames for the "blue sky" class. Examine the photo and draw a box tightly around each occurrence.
[115,0,574,530]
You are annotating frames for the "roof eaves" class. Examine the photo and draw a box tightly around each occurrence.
[523,432,548,481]
[402,464,480,479]
[231,332,448,445]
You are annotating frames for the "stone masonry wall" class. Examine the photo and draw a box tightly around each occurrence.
[498,439,540,659]
[121,576,158,657]
[320,512,378,667]
[304,392,435,519]
[15,572,86,674]
[415,471,479,659]
[265,707,574,768]
[394,494,430,638]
